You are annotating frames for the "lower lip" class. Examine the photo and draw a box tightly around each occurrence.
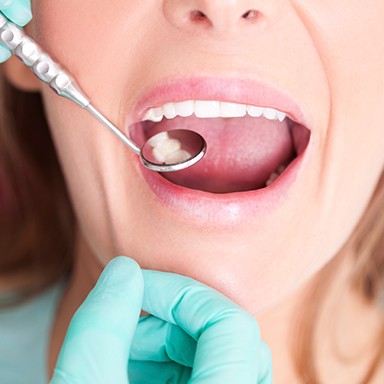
[138,147,310,228]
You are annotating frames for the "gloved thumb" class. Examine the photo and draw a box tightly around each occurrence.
[0,0,32,26]
[50,256,144,384]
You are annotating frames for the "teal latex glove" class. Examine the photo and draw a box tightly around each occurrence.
[50,257,272,383]
[0,0,32,62]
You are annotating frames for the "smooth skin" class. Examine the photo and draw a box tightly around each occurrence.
[50,257,272,383]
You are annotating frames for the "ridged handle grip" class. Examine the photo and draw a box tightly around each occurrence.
[0,13,90,108]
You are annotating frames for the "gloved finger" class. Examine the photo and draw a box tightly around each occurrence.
[50,257,144,384]
[131,315,196,367]
[0,44,10,62]
[129,360,191,384]
[0,0,13,8]
[1,0,32,26]
[142,271,262,383]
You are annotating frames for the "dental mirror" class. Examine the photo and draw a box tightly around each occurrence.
[86,105,206,172]
[0,14,207,172]
[141,129,206,172]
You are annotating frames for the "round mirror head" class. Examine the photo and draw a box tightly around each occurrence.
[140,129,207,172]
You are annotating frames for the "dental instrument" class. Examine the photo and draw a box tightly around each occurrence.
[0,14,206,172]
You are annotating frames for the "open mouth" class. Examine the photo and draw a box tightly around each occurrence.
[130,100,310,194]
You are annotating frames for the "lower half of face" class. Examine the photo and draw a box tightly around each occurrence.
[32,0,384,314]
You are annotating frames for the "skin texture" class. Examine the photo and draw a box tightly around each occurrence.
[6,0,384,382]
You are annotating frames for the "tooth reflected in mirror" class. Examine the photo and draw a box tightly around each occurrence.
[140,129,206,171]
[148,132,191,164]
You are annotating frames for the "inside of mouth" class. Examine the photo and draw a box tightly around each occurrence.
[131,114,310,194]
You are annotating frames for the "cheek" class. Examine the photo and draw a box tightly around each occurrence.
[29,0,153,259]
[31,0,158,90]
[38,93,111,251]
[300,2,384,259]
[31,1,122,81]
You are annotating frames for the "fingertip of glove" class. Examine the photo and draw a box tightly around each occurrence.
[0,0,13,9]
[14,6,32,26]
[49,368,71,384]
[2,4,32,27]
[97,256,144,294]
[107,256,142,275]
[0,45,11,62]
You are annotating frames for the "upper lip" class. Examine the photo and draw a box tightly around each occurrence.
[125,76,311,129]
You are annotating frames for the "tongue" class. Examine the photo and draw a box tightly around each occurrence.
[143,115,295,193]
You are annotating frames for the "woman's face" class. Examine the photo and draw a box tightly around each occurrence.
[30,1,384,314]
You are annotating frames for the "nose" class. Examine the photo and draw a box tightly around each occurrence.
[163,0,261,35]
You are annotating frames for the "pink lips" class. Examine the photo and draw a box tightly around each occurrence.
[125,76,312,226]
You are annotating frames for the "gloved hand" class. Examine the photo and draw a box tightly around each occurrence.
[50,256,272,383]
[0,0,32,62]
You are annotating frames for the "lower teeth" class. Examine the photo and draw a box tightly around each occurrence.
[265,165,287,187]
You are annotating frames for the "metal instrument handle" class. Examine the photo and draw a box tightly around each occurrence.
[0,14,141,154]
[0,13,90,107]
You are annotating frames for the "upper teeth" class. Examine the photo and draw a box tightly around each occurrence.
[142,101,287,123]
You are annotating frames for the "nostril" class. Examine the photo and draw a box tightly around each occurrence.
[190,9,258,23]
[190,10,208,22]
[164,4,263,32]
[242,10,259,22]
